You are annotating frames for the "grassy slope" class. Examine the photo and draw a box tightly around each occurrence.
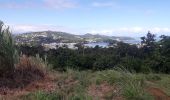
[19,69,170,100]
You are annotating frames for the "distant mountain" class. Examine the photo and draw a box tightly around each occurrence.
[80,33,110,38]
[14,31,135,45]
[78,33,135,43]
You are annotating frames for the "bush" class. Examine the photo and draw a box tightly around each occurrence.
[119,56,143,73]
[14,55,49,84]
[16,54,48,74]
[0,55,49,89]
[145,74,161,81]
[0,21,18,76]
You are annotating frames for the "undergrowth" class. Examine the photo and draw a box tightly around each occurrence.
[21,68,160,100]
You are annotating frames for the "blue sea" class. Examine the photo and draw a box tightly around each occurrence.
[84,40,141,48]
[84,42,109,48]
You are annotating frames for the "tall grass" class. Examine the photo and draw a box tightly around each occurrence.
[16,54,49,73]
[116,68,154,100]
[21,68,161,100]
[0,21,18,76]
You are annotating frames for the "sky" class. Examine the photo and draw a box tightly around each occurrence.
[0,0,170,37]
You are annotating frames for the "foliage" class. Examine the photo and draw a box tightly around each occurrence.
[17,31,170,73]
[16,54,49,74]
[0,21,18,76]
[22,69,160,100]
[140,31,156,55]
[117,69,154,100]
[1,21,170,99]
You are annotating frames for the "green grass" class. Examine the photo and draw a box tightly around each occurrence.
[21,69,170,100]
[22,91,61,100]
[120,73,154,100]
[144,74,170,96]
[92,70,122,85]
[22,91,93,100]
[157,75,170,96]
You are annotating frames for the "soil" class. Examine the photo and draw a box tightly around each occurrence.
[1,72,169,100]
[0,73,57,100]
[147,87,170,100]
[88,82,123,100]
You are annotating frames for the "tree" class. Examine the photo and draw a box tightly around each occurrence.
[158,35,170,73]
[0,21,18,76]
[115,42,139,57]
[74,43,85,56]
[140,31,156,55]
[160,35,170,57]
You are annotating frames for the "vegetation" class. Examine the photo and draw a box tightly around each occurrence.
[0,21,18,76]
[18,31,170,74]
[0,21,170,100]
[14,31,134,45]
[0,21,48,94]
[20,69,170,100]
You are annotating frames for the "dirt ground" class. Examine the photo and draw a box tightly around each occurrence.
[0,74,57,100]
[147,87,170,100]
[88,82,123,100]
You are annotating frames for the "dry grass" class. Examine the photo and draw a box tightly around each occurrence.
[15,55,48,74]
[0,55,50,98]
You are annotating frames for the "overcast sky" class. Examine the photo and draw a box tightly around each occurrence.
[0,0,170,37]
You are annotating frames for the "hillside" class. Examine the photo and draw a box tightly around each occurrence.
[14,31,135,45]
[1,21,170,100]
[1,69,170,100]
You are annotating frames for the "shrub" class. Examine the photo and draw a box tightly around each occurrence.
[14,54,49,85]
[119,56,143,73]
[16,54,48,74]
[0,55,49,89]
[145,74,161,81]
[0,21,18,76]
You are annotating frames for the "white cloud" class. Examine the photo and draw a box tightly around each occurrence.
[87,27,143,34]
[150,27,170,33]
[9,24,170,36]
[0,0,78,9]
[92,2,114,7]
[44,0,78,9]
[9,24,79,34]
[0,2,36,9]
[86,27,170,36]
[91,1,121,9]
